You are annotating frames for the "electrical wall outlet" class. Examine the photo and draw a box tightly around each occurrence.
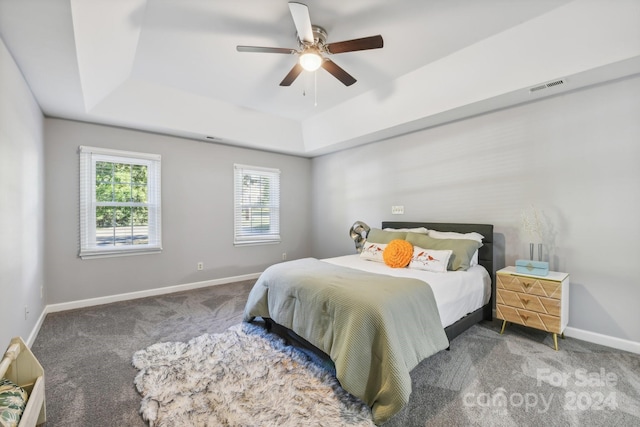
[282,253,287,261]
[24,306,29,320]
[197,262,204,271]
[391,205,404,215]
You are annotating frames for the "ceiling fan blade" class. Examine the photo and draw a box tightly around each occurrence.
[288,2,314,44]
[326,35,384,54]
[321,59,357,86]
[237,46,296,54]
[280,63,304,86]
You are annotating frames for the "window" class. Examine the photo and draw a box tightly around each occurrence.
[79,146,161,259]
[234,164,280,245]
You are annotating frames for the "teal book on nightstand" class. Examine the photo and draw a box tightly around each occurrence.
[515,259,549,276]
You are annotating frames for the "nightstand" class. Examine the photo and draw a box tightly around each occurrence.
[496,266,569,350]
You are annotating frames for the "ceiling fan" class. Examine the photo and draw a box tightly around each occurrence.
[236,2,383,87]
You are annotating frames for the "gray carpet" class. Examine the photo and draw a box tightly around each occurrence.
[31,280,640,426]
[31,280,255,426]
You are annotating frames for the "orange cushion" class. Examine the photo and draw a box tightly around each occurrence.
[383,239,414,268]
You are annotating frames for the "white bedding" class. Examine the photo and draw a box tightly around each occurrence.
[322,254,491,328]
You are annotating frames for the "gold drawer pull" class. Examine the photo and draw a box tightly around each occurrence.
[522,299,530,306]
[523,282,532,289]
[520,314,529,321]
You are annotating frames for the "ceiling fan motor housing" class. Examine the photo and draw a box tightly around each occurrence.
[300,25,327,48]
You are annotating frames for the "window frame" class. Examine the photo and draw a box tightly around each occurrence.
[233,164,281,246]
[79,146,162,259]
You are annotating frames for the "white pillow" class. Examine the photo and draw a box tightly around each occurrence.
[408,247,453,273]
[427,230,484,266]
[427,230,484,242]
[360,241,387,262]
[383,227,429,234]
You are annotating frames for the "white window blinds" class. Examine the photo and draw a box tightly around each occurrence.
[234,164,280,245]
[79,146,162,259]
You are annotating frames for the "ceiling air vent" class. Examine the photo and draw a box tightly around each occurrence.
[529,79,565,94]
[529,79,564,93]
[546,79,564,88]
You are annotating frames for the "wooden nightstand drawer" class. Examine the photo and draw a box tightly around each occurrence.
[497,272,562,299]
[497,304,562,333]
[497,289,561,316]
[497,267,569,350]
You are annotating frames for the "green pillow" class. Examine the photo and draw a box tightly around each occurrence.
[366,228,407,244]
[405,233,482,271]
[0,378,28,427]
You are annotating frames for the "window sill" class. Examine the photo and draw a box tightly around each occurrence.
[234,240,280,247]
[79,247,162,260]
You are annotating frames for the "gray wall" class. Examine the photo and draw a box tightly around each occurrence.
[0,38,46,346]
[3,26,638,348]
[311,74,640,343]
[45,119,312,304]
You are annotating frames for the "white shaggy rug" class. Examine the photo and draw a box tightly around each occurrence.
[132,323,374,426]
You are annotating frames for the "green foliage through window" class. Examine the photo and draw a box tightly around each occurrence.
[234,164,280,244]
[80,146,161,258]
[95,161,149,246]
[240,174,272,233]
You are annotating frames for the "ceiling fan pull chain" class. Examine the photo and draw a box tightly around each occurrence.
[314,71,318,107]
[303,70,310,97]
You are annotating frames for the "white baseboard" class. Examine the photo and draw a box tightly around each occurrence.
[26,273,261,345]
[25,273,260,348]
[492,309,638,353]
[26,306,48,348]
[564,327,640,354]
[46,273,261,313]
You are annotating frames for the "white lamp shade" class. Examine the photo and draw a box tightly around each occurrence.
[299,52,322,71]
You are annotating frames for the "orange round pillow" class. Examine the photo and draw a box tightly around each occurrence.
[383,239,414,268]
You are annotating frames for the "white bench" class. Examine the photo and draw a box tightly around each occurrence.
[0,337,46,426]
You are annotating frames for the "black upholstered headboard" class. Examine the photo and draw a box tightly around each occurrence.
[381,221,494,305]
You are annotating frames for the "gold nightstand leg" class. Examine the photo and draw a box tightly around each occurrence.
[500,320,507,335]
[561,332,565,339]
[553,333,559,351]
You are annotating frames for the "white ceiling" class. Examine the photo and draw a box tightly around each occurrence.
[1,0,639,157]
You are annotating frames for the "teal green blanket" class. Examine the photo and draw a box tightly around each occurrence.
[243,258,449,424]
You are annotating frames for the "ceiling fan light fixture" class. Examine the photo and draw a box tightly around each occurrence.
[299,50,322,71]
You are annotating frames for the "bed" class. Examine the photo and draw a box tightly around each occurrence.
[243,221,494,424]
